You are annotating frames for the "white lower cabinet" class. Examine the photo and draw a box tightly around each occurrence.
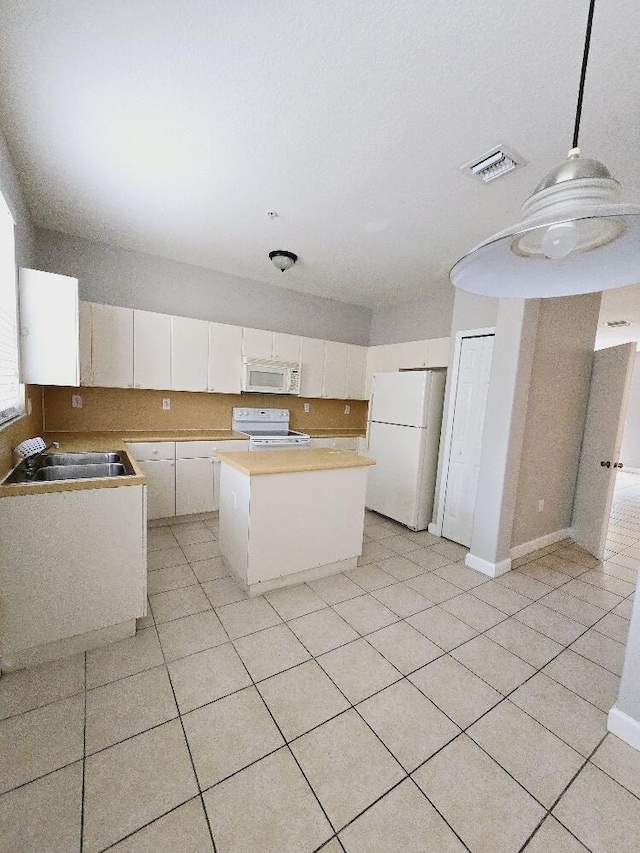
[129,442,177,520]
[129,439,248,520]
[176,458,215,515]
[0,484,145,667]
[139,460,176,520]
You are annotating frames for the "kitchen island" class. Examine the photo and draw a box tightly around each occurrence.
[217,448,375,595]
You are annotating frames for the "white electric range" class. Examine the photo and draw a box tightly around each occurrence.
[232,407,311,450]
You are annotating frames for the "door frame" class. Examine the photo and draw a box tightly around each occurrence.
[428,326,495,538]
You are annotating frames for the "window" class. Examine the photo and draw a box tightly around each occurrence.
[0,190,22,426]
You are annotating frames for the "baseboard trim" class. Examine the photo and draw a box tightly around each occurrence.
[225,556,359,597]
[608,706,640,752]
[510,528,572,560]
[465,553,512,578]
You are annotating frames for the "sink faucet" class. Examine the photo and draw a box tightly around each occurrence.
[23,441,60,475]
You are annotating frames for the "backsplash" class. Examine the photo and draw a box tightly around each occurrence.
[42,386,368,433]
[0,386,44,474]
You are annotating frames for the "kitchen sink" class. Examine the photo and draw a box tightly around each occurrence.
[42,452,123,466]
[2,451,136,485]
[34,463,129,481]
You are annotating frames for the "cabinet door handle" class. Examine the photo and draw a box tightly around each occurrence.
[601,460,611,468]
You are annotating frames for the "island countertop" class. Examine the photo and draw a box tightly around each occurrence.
[217,448,375,476]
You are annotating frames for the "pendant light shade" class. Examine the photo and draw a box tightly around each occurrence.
[450,0,640,299]
[451,149,640,298]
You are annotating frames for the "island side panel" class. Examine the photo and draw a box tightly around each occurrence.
[218,462,250,584]
[0,485,145,658]
[246,466,368,586]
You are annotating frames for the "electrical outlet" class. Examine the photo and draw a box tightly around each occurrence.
[344,404,351,414]
[72,394,83,409]
[162,398,171,410]
[27,398,32,415]
[538,499,544,513]
[303,403,310,413]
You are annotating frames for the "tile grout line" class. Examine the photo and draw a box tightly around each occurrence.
[80,651,87,853]
[155,625,219,853]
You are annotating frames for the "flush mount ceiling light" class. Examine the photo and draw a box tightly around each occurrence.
[450,0,640,299]
[269,250,298,272]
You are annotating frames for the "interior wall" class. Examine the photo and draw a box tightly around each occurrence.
[42,386,368,434]
[35,228,372,346]
[511,293,602,548]
[620,352,640,470]
[368,284,455,345]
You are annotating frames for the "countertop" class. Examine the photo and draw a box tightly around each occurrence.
[217,448,375,476]
[0,429,367,497]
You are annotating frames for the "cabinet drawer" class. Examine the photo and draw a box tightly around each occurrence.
[176,441,218,459]
[128,442,176,462]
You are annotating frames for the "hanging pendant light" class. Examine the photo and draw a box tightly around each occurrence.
[450,0,640,299]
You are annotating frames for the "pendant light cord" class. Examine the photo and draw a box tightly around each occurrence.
[573,0,596,148]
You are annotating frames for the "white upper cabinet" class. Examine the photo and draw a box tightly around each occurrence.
[323,341,348,399]
[272,332,300,363]
[426,337,450,367]
[91,303,134,388]
[209,322,243,393]
[399,339,429,370]
[19,268,80,386]
[242,327,273,360]
[365,345,386,399]
[172,316,208,392]
[134,310,171,390]
[346,345,367,400]
[380,343,402,372]
[78,301,92,386]
[242,328,301,364]
[299,337,325,398]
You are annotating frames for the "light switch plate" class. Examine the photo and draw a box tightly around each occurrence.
[162,398,171,410]
[27,398,32,415]
[344,404,351,414]
[72,394,82,409]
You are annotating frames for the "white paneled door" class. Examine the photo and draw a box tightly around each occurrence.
[572,343,636,558]
[442,335,494,547]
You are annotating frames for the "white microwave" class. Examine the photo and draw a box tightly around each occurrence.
[242,358,301,395]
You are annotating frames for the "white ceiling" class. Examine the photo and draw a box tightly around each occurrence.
[0,0,638,308]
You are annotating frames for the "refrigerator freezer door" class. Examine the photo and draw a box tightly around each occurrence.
[365,422,426,528]
[370,371,431,427]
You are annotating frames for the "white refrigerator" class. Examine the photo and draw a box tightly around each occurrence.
[365,370,446,530]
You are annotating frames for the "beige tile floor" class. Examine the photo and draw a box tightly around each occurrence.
[2,476,640,851]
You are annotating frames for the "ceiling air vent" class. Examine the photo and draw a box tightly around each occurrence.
[462,145,523,184]
[604,320,633,328]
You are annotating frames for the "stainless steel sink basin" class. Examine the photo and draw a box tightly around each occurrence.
[42,452,123,466]
[2,450,135,485]
[34,463,128,481]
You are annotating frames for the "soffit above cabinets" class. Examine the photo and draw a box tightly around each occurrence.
[1,1,638,307]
